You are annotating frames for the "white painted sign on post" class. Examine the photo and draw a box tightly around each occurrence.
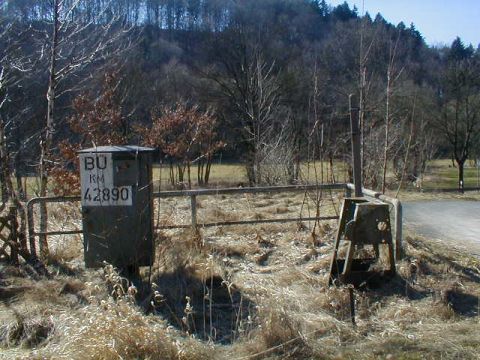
[79,153,132,206]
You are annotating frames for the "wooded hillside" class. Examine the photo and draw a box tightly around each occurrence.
[1,0,479,191]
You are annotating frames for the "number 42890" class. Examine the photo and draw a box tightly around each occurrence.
[83,187,130,202]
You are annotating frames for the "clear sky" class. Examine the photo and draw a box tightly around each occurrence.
[328,0,480,47]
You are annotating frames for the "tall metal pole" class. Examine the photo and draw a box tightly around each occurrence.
[349,94,363,197]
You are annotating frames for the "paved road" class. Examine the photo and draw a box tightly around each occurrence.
[403,200,480,257]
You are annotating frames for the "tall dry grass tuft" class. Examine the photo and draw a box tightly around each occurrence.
[11,264,214,360]
[0,313,53,349]
[314,286,353,321]
[45,236,82,265]
[35,298,211,359]
[242,306,312,360]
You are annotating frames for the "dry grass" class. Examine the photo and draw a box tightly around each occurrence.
[1,191,480,359]
[35,300,211,359]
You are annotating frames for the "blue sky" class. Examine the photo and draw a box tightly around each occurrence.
[328,0,480,47]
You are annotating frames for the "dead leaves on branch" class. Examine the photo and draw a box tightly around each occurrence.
[51,72,128,195]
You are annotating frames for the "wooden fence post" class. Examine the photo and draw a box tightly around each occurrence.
[349,95,363,198]
[191,195,197,229]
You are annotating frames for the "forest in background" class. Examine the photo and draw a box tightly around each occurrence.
[0,0,479,194]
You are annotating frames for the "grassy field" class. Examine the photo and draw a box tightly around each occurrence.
[11,158,480,199]
[152,161,350,190]
[134,158,480,192]
[1,191,479,359]
[420,159,480,190]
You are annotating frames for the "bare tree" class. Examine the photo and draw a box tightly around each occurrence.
[207,34,281,185]
[37,0,132,256]
[0,19,42,265]
[439,39,480,193]
[0,20,34,205]
[258,109,297,185]
[358,14,383,188]
[0,66,11,206]
[382,32,404,193]
[0,22,16,204]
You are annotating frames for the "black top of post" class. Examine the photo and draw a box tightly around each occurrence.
[78,145,155,154]
[349,94,363,197]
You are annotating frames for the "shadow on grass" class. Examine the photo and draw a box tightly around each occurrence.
[408,237,480,284]
[146,266,256,344]
[359,274,429,300]
[45,257,78,277]
[442,289,479,317]
[384,272,479,317]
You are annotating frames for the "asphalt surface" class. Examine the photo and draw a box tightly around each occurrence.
[403,200,480,257]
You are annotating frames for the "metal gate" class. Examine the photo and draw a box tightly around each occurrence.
[25,183,403,260]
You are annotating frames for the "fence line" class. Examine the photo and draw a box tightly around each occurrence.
[26,183,403,259]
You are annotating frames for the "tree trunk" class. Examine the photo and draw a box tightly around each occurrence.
[197,160,204,185]
[205,157,212,185]
[13,151,25,200]
[395,108,415,198]
[244,141,257,186]
[294,151,300,182]
[38,0,60,257]
[0,114,30,260]
[246,164,255,186]
[15,173,24,201]
[169,162,175,186]
[177,164,184,183]
[382,69,391,194]
[457,159,465,193]
[359,66,366,176]
[329,153,336,184]
[0,116,9,204]
[451,154,456,168]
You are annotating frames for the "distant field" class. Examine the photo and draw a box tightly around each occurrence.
[420,159,480,190]
[8,158,480,198]
[150,158,480,191]
[152,161,350,189]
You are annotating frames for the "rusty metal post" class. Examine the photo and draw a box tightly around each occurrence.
[349,95,363,198]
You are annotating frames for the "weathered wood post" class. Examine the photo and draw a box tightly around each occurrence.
[191,195,198,229]
[349,94,363,198]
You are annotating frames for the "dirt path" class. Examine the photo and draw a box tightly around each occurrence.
[404,200,480,257]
